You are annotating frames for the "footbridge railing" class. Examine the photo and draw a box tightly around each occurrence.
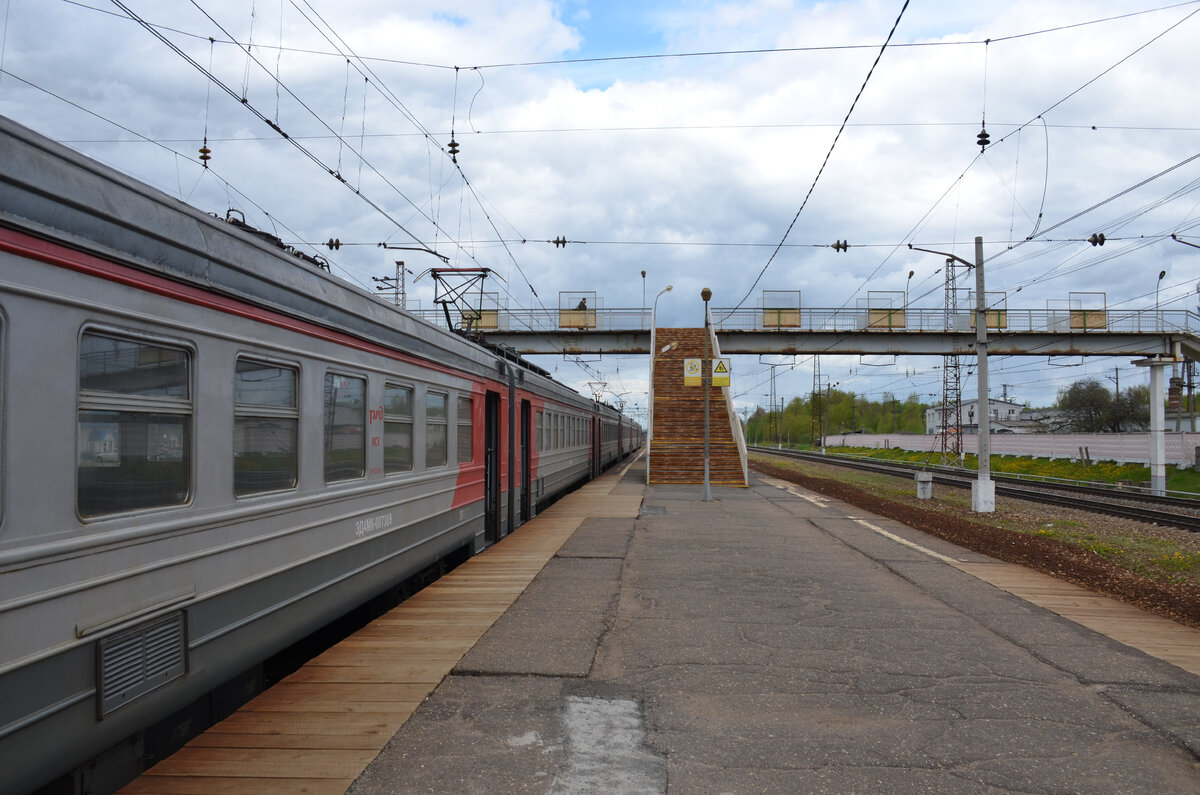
[407,306,1200,336]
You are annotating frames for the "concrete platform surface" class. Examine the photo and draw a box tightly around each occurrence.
[351,460,1200,794]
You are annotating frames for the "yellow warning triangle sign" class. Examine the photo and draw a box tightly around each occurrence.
[712,357,730,387]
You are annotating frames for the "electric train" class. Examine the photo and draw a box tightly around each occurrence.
[0,115,640,794]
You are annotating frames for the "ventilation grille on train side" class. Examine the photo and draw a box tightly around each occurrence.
[97,612,186,718]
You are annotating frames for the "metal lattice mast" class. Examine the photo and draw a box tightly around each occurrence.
[941,258,963,465]
[768,363,778,446]
[810,356,821,448]
[371,260,407,307]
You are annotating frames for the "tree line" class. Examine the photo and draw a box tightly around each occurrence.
[743,375,1172,446]
[744,390,927,446]
[1053,378,1151,433]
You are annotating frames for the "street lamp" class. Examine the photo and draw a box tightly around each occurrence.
[646,285,674,485]
[907,237,994,512]
[653,284,673,318]
[905,270,915,313]
[1157,269,1167,320]
[641,270,647,327]
[646,341,678,484]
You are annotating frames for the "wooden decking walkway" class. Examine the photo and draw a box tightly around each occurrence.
[120,459,644,795]
[956,560,1200,677]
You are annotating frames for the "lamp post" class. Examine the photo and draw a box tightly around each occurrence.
[1157,269,1167,323]
[822,381,836,454]
[646,285,673,485]
[646,341,677,484]
[907,236,994,512]
[641,270,647,327]
[905,269,915,314]
[701,287,713,502]
[652,285,673,332]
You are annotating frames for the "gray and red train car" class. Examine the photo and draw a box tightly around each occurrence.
[0,115,640,794]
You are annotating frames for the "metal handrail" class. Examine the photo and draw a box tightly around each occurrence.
[405,306,1200,335]
[710,312,748,485]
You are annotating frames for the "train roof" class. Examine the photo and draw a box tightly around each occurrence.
[0,114,620,417]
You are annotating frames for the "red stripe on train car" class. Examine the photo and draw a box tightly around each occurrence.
[0,226,465,378]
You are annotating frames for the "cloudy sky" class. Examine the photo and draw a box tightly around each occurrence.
[2,0,1198,421]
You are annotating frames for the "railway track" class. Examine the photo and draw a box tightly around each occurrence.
[749,446,1200,533]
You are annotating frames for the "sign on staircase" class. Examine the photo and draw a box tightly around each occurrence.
[712,358,730,387]
[684,358,702,386]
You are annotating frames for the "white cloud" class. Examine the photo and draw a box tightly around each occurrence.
[2,0,1197,410]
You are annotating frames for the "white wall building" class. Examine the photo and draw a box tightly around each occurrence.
[925,398,1044,435]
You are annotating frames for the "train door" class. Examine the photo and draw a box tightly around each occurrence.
[485,391,501,544]
[591,416,600,477]
[520,400,532,521]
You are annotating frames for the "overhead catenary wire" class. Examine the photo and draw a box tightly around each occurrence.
[280,0,563,338]
[117,0,568,339]
[64,0,1200,72]
[37,2,1200,409]
[109,3,595,383]
[55,120,1200,145]
[288,0,437,140]
[833,3,1200,321]
[95,4,537,339]
[0,67,365,286]
[722,0,912,318]
[109,0,446,261]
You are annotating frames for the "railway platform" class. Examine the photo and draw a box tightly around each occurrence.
[128,456,1200,794]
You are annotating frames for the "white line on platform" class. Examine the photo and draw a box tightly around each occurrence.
[851,518,961,564]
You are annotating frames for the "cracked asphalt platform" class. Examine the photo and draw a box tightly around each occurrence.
[350,459,1200,794]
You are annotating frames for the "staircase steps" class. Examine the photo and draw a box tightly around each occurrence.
[649,328,746,485]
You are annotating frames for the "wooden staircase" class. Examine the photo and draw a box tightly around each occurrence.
[649,328,747,485]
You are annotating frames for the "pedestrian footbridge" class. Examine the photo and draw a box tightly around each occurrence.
[404,304,1200,489]
[408,306,1200,359]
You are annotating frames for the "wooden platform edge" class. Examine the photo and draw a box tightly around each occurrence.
[120,455,645,793]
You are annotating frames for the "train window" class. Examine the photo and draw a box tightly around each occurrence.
[383,384,413,474]
[324,373,365,482]
[78,332,191,517]
[234,360,298,496]
[536,410,544,451]
[426,391,448,468]
[457,396,473,463]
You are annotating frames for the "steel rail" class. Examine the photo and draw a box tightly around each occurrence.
[750,446,1200,533]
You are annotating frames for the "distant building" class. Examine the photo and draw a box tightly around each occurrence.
[925,398,1056,435]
